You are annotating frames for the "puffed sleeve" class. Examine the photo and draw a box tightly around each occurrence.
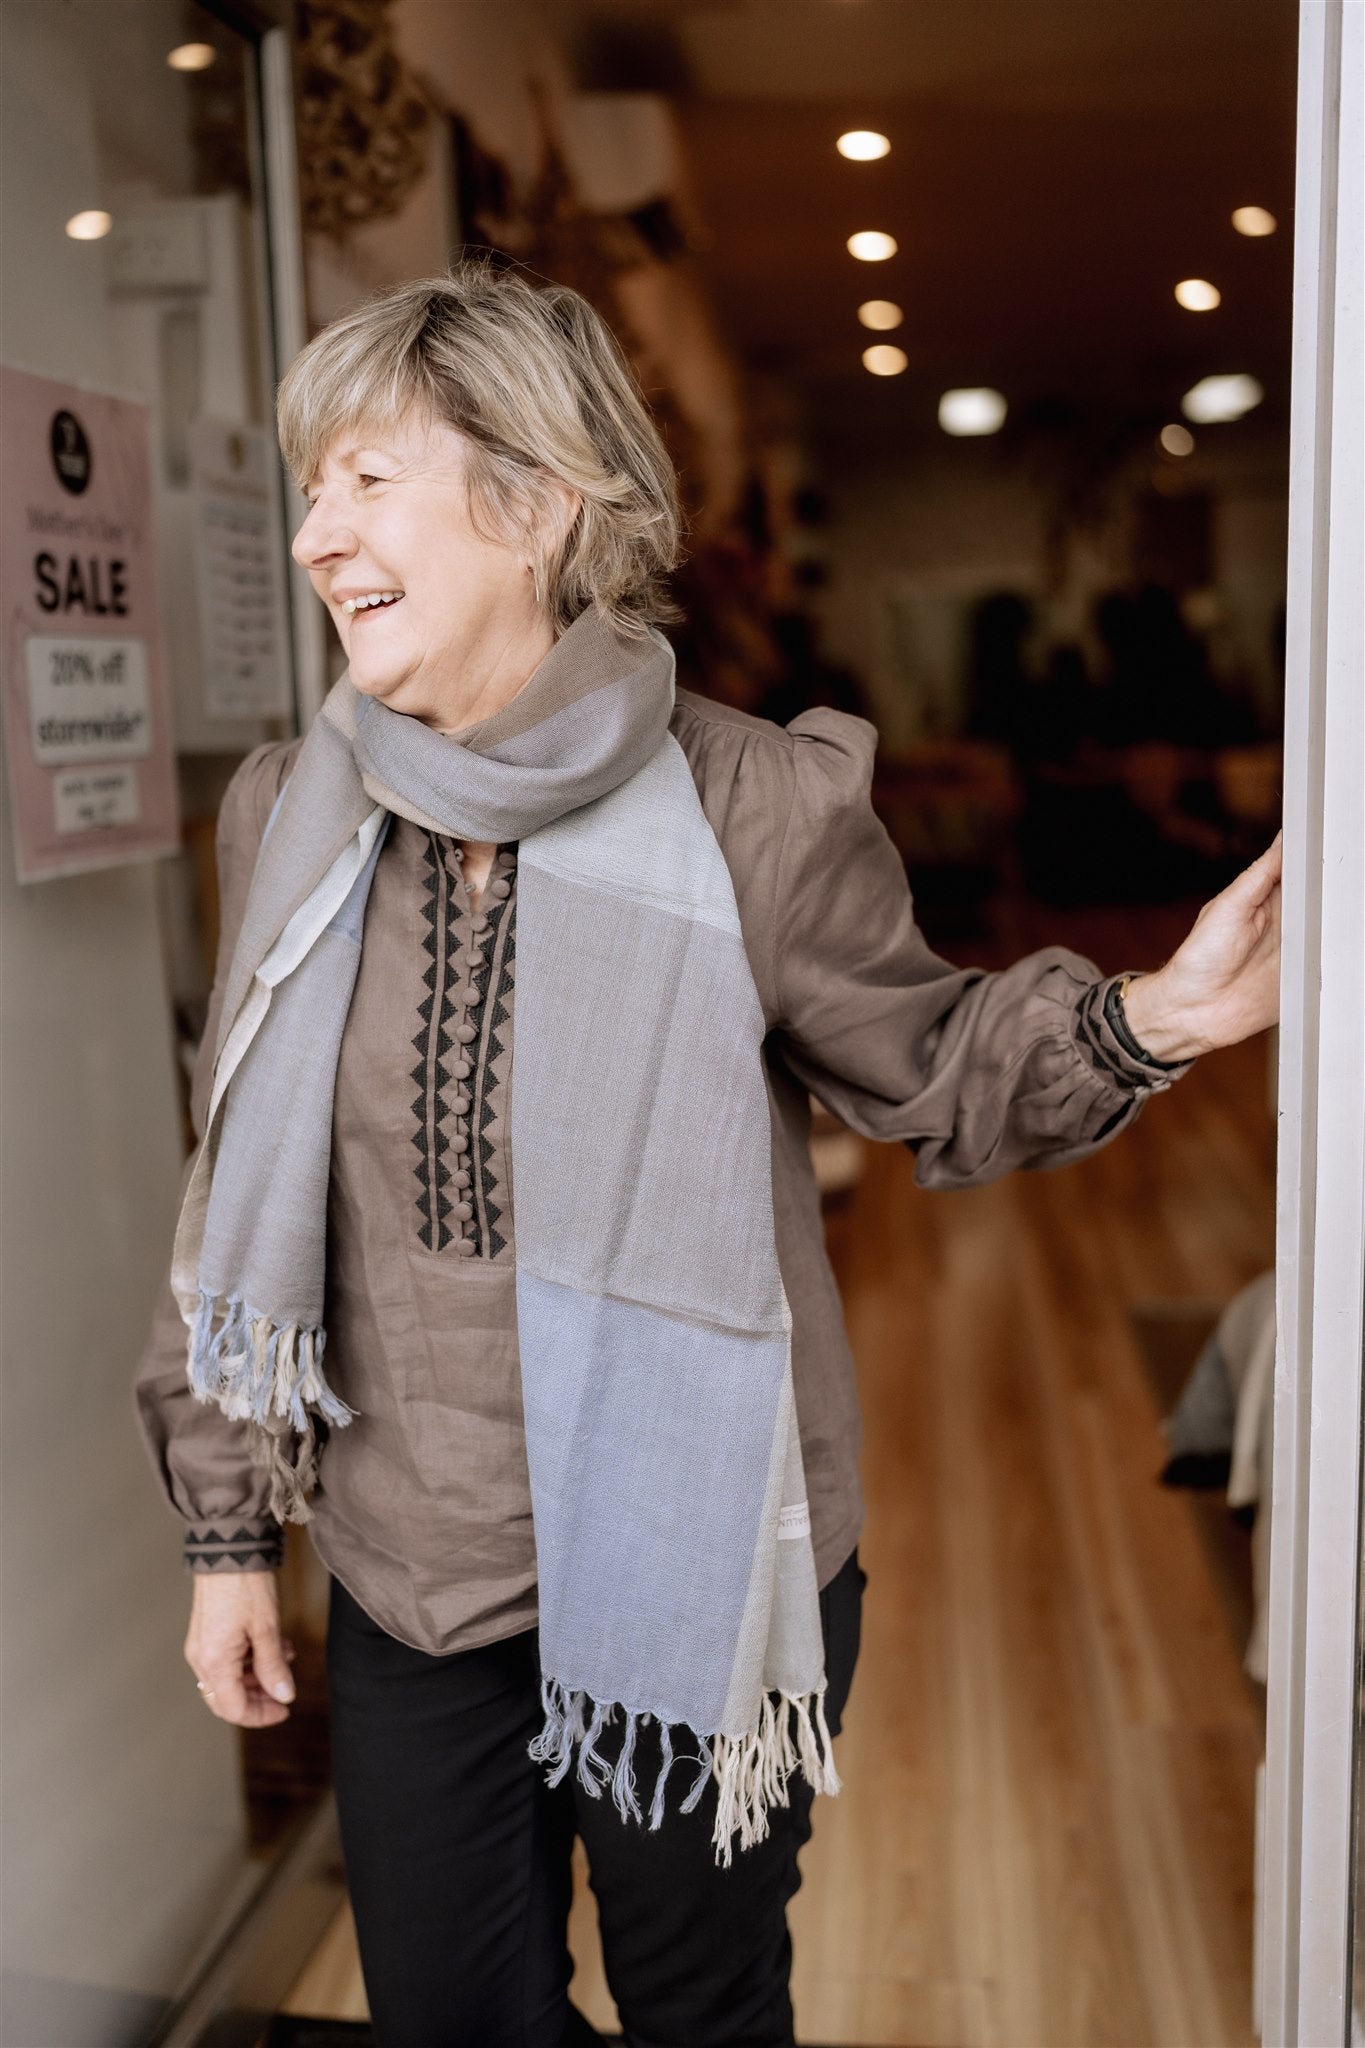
[772,709,1190,1189]
[132,740,298,1571]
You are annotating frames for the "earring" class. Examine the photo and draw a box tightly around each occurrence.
[530,559,545,609]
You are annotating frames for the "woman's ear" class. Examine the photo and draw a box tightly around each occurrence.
[525,476,583,611]
[540,476,583,555]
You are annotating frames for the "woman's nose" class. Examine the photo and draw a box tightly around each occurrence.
[291,502,358,571]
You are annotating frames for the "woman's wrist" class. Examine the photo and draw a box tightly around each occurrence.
[1115,968,1206,1065]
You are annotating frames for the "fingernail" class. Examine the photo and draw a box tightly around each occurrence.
[273,1682,294,1703]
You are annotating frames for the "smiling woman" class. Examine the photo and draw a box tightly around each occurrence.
[277,269,680,747]
[134,259,1281,2048]
[289,412,570,739]
[279,263,679,625]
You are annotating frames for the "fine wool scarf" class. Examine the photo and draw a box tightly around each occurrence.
[171,606,840,1862]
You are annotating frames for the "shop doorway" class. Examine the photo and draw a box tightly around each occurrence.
[1260,3,1365,2041]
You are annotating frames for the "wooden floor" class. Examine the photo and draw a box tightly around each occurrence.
[285,915,1276,2047]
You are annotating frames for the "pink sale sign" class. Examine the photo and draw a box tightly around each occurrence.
[1,366,179,881]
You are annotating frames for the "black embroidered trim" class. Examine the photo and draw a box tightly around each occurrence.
[412,838,516,1258]
[1073,980,1182,1096]
[1091,1098,1134,1142]
[183,1524,284,1571]
[472,898,515,1259]
[1073,984,1144,1089]
[412,838,456,1250]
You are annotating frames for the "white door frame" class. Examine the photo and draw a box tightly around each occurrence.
[260,23,330,729]
[1262,2,1365,2041]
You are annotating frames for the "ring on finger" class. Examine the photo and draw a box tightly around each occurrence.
[196,1680,217,1700]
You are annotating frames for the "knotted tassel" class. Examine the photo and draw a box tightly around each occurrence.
[610,1710,642,1822]
[812,1687,843,1795]
[524,1684,841,1861]
[679,1734,715,1817]
[576,1700,613,1798]
[648,1719,676,1831]
[187,1291,357,1523]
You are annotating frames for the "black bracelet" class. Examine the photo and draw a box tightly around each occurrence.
[1104,975,1185,1072]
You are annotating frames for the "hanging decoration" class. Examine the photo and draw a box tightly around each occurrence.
[294,0,432,239]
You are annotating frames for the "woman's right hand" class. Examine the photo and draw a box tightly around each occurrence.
[185,1571,296,1727]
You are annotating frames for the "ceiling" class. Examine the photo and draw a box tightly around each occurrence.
[578,1,1298,449]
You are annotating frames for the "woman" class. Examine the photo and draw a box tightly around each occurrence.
[135,264,1281,2048]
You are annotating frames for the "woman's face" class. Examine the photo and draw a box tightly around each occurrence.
[292,410,544,730]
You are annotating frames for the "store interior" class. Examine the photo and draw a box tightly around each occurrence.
[0,2,1294,2044]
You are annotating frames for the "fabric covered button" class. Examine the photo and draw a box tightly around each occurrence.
[472,917,490,936]
[453,1058,471,1080]
[454,1202,473,1223]
[451,1132,469,1156]
[461,950,482,971]
[486,879,510,901]
[451,1090,471,1115]
[454,1169,471,1190]
[455,1236,476,1258]
[455,1024,476,1044]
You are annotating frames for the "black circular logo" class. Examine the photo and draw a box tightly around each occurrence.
[50,410,92,495]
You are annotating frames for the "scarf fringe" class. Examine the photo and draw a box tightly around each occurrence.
[529,1678,841,1867]
[186,1289,356,1524]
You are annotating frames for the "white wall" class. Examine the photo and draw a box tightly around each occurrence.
[394,1,573,190]
[0,10,258,2043]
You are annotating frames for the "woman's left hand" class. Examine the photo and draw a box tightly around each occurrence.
[1120,832,1283,1063]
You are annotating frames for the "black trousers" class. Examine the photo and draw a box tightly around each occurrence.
[325,1551,865,2048]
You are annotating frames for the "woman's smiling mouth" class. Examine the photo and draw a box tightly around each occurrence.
[338,589,405,616]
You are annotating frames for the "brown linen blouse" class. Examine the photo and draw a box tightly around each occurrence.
[134,690,1185,1654]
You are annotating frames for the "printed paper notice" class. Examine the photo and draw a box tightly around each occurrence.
[26,636,152,763]
[53,765,141,833]
[191,417,291,719]
[1,367,179,881]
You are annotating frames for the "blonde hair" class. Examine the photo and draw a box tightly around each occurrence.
[276,262,682,639]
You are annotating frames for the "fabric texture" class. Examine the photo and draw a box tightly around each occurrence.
[171,608,839,1861]
[135,686,1187,1641]
[324,1548,866,2048]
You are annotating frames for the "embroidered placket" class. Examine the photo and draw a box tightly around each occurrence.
[412,835,517,1257]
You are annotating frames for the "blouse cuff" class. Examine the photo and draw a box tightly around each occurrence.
[183,1516,283,1574]
[1072,976,1193,1097]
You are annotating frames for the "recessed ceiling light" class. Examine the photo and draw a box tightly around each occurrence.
[847,230,897,262]
[837,130,890,162]
[167,41,217,71]
[863,344,907,376]
[1159,423,1195,456]
[858,299,903,331]
[65,210,113,241]
[939,388,1007,436]
[1175,278,1221,312]
[1181,373,1264,423]
[1232,205,1277,237]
